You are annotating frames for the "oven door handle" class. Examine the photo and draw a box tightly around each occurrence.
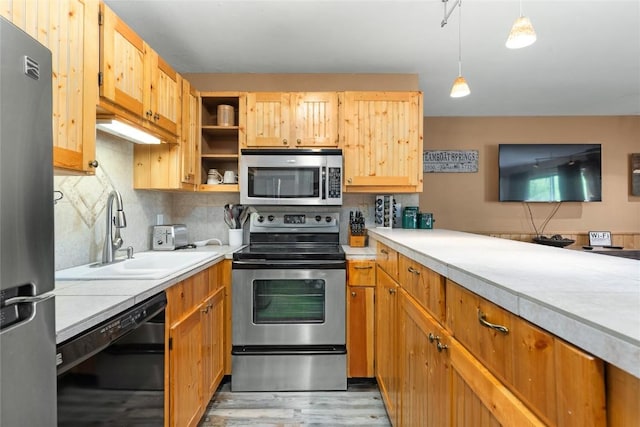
[232,260,346,269]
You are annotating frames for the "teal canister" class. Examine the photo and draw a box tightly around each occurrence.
[402,206,418,229]
[418,212,434,229]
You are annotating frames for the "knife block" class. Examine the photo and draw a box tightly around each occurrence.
[348,231,367,247]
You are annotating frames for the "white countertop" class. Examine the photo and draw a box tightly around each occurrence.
[367,228,640,379]
[342,245,376,259]
[53,246,238,344]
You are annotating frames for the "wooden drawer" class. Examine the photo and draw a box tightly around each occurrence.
[446,279,606,426]
[166,268,209,325]
[398,254,446,322]
[376,242,398,280]
[347,260,376,287]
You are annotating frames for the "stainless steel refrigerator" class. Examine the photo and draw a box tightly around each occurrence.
[0,16,56,426]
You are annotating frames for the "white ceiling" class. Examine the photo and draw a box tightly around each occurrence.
[104,0,640,117]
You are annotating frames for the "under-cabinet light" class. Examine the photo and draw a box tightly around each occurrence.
[96,119,161,144]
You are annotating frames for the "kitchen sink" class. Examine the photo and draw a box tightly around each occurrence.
[55,251,217,280]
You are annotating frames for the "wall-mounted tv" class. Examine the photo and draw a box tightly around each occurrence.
[499,144,602,202]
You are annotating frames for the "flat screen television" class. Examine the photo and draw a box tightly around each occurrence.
[499,144,602,202]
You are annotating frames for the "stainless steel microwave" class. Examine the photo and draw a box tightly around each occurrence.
[239,149,343,206]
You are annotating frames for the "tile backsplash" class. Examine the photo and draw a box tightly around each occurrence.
[54,132,172,270]
[54,133,418,271]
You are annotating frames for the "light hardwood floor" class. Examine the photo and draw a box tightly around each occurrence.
[198,379,391,427]
[58,376,390,427]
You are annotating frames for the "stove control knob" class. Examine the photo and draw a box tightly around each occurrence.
[268,215,275,222]
[325,216,332,223]
[257,215,265,223]
[315,215,322,222]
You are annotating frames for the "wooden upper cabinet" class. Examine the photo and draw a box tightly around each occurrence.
[99,3,145,116]
[1,0,99,174]
[180,79,198,185]
[99,3,181,140]
[291,92,339,147]
[245,92,339,148]
[146,48,181,135]
[342,91,423,193]
[246,92,290,147]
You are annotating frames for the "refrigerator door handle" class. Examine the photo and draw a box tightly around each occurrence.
[3,294,54,307]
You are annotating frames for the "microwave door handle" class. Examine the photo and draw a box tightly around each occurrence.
[321,166,326,200]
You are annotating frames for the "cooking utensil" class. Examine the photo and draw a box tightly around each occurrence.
[223,204,235,229]
[239,206,256,228]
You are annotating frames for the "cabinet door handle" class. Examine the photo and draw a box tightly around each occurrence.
[437,342,448,352]
[153,113,160,121]
[354,265,373,270]
[347,178,352,184]
[478,309,509,334]
[388,288,396,294]
[296,138,301,144]
[351,291,357,297]
[380,249,389,255]
[408,266,420,275]
[88,160,99,168]
[428,333,440,343]
[282,139,288,145]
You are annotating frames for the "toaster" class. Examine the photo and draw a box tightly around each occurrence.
[152,224,188,250]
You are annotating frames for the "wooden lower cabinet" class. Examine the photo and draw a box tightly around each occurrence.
[399,289,544,427]
[165,263,225,427]
[347,286,375,377]
[376,265,400,426]
[202,287,225,398]
[347,260,375,378]
[606,364,640,426]
[168,305,204,427]
[446,278,606,426]
[222,259,233,375]
[400,289,450,427]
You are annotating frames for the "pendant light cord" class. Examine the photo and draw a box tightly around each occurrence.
[519,0,523,17]
[458,0,463,76]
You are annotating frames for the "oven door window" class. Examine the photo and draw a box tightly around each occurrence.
[247,167,320,199]
[253,279,325,324]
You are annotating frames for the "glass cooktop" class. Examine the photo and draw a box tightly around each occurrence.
[233,243,345,261]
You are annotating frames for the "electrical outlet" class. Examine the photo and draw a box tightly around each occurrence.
[156,214,164,225]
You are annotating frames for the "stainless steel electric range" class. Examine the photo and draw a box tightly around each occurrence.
[231,211,346,391]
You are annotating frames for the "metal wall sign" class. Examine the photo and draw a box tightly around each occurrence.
[423,150,478,173]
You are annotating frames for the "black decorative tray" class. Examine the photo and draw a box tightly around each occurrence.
[532,236,575,248]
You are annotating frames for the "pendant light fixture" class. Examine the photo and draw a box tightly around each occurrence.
[506,0,537,49]
[450,0,470,98]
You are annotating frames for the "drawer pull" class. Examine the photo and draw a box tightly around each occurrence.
[388,288,396,294]
[478,309,509,334]
[428,333,440,343]
[437,342,448,352]
[408,266,421,275]
[354,265,373,270]
[380,249,389,255]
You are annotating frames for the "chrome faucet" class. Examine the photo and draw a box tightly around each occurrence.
[102,190,127,264]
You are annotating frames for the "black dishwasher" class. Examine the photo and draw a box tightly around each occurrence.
[56,292,166,426]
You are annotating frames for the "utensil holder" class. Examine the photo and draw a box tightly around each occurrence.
[228,229,243,247]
